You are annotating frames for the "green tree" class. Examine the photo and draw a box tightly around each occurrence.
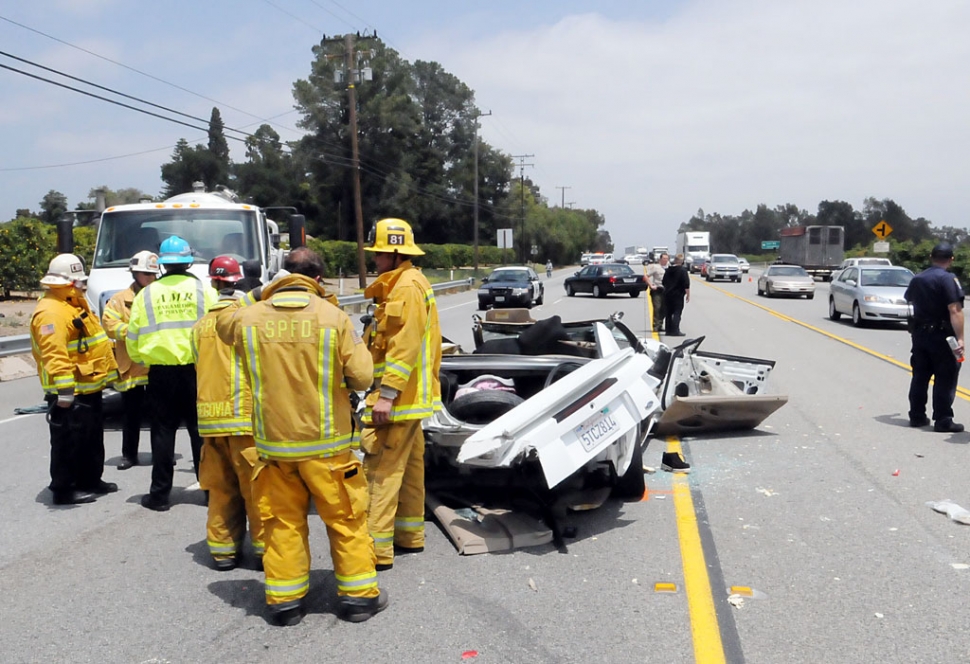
[207,107,231,187]
[0,218,55,297]
[39,190,68,223]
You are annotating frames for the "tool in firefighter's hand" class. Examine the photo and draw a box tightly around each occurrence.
[72,312,90,353]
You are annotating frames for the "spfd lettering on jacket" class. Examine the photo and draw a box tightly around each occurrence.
[263,319,313,340]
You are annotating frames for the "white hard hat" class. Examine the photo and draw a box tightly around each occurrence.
[40,253,88,286]
[129,250,160,275]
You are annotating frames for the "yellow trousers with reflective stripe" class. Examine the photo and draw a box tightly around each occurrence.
[252,451,379,607]
[198,435,264,562]
[361,420,426,566]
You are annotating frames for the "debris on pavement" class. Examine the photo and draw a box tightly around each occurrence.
[926,499,970,525]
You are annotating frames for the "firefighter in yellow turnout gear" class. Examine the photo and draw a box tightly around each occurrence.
[31,254,119,505]
[216,248,386,627]
[102,250,159,470]
[361,218,442,570]
[192,256,263,571]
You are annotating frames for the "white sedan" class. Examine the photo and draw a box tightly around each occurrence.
[757,264,815,299]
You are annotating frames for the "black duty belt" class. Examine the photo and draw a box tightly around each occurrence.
[911,321,947,333]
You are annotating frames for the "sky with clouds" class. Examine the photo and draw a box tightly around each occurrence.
[2,0,968,252]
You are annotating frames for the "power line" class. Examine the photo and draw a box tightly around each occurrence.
[303,0,357,29]
[259,0,326,34]
[0,50,252,138]
[0,109,300,172]
[0,13,299,131]
[0,62,248,140]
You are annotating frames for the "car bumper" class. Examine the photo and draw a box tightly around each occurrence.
[771,283,815,294]
[709,270,741,280]
[607,283,647,294]
[859,302,910,321]
[480,293,532,307]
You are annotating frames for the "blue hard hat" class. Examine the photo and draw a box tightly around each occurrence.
[157,236,194,265]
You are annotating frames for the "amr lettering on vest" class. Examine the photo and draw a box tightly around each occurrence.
[143,281,206,333]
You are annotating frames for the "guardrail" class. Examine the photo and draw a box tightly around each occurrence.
[0,277,476,359]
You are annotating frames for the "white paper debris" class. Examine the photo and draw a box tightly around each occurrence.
[528,578,538,592]
[756,487,777,497]
[926,500,970,525]
[727,594,745,609]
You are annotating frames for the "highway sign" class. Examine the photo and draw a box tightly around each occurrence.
[761,240,780,250]
[872,220,893,239]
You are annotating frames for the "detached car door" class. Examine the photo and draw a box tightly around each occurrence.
[457,324,660,490]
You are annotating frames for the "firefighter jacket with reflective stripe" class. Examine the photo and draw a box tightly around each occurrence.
[192,297,253,437]
[127,273,216,366]
[30,286,118,396]
[102,284,149,391]
[362,261,442,423]
[215,274,373,460]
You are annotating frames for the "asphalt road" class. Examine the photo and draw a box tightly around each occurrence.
[2,267,970,663]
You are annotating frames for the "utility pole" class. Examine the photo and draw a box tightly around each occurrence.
[472,110,492,277]
[511,154,534,264]
[344,33,367,289]
[324,33,374,289]
[555,186,571,209]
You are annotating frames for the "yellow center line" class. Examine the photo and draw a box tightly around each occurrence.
[668,436,726,664]
[699,277,970,401]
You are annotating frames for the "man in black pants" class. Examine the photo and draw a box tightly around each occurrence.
[662,253,691,337]
[905,243,965,433]
[127,236,216,511]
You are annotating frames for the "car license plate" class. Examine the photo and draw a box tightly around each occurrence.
[623,278,636,283]
[574,408,620,453]
[494,296,505,302]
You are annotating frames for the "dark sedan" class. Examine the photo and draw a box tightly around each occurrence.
[477,266,544,310]
[564,263,647,298]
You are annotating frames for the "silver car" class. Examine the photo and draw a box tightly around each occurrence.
[828,265,914,326]
[705,254,742,282]
[758,264,816,299]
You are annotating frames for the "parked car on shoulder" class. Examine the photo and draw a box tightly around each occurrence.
[564,263,648,298]
[705,254,742,282]
[828,265,914,326]
[758,264,816,299]
[478,266,544,310]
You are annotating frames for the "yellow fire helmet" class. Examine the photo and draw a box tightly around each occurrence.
[365,218,425,256]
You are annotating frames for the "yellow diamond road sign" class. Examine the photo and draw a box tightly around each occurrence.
[872,220,893,239]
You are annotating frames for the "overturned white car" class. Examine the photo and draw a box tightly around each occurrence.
[423,311,787,499]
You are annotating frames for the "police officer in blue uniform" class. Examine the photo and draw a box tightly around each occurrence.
[905,243,965,432]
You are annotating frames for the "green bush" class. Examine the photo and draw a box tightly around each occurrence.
[0,218,55,297]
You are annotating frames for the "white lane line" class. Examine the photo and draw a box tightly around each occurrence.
[439,301,476,312]
[0,415,30,426]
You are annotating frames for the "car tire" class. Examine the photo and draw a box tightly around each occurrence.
[536,289,544,306]
[828,297,841,320]
[565,284,574,297]
[852,302,864,327]
[766,284,774,297]
[612,436,645,500]
[757,284,764,296]
[706,274,712,282]
[447,390,525,425]
[593,285,605,298]
[629,290,640,298]
[806,293,814,300]
[478,300,488,311]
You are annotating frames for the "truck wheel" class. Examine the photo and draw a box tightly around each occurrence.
[478,300,488,311]
[828,297,841,320]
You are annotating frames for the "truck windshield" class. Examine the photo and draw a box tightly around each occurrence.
[93,208,261,268]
